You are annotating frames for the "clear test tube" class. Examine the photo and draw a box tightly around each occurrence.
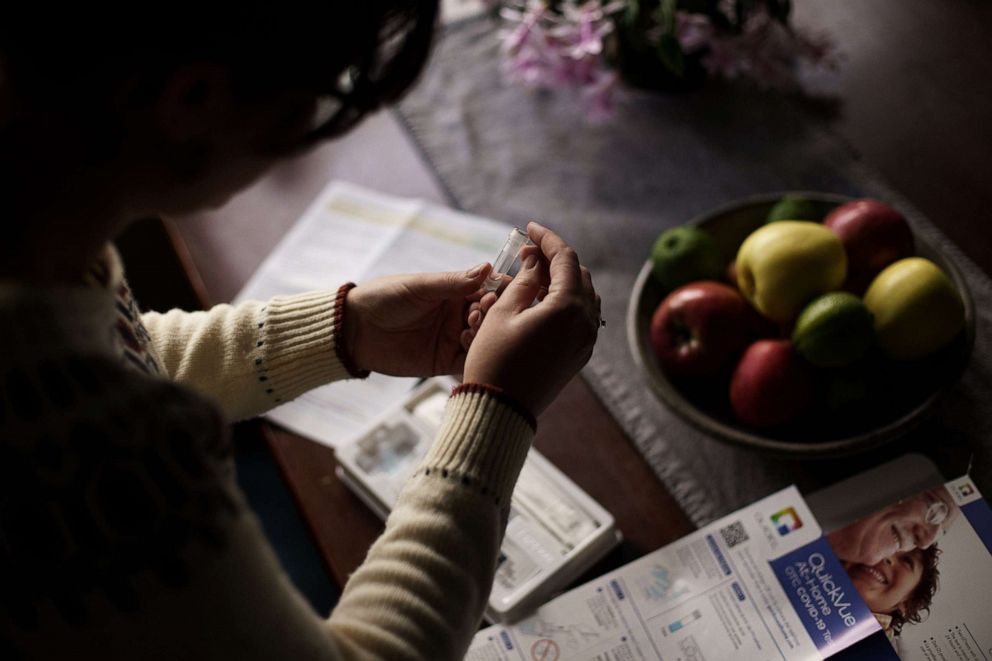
[484,227,531,293]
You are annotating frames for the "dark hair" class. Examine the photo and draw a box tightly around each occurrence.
[0,1,438,152]
[890,544,941,636]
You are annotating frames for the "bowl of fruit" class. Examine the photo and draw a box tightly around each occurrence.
[627,192,975,457]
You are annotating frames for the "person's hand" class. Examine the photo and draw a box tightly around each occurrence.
[344,264,491,377]
[463,222,601,417]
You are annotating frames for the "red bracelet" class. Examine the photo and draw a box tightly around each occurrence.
[451,383,537,431]
[333,283,371,379]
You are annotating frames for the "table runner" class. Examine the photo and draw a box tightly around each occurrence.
[396,17,992,526]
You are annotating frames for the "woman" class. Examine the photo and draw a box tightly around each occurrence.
[843,546,941,638]
[0,2,600,659]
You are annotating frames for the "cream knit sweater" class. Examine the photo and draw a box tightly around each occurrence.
[0,246,534,660]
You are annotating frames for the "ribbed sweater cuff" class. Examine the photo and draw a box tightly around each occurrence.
[417,386,535,505]
[253,290,352,404]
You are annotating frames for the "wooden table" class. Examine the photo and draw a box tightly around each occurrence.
[151,0,992,593]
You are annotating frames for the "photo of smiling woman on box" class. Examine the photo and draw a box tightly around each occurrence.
[841,547,941,640]
[826,486,959,645]
[0,2,601,659]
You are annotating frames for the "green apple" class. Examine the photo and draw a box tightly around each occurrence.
[792,292,874,367]
[765,194,821,224]
[863,257,965,361]
[735,221,847,323]
[650,226,723,292]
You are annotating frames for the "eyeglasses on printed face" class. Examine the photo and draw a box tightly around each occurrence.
[922,491,950,527]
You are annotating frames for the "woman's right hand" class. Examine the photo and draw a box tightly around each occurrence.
[462,222,601,417]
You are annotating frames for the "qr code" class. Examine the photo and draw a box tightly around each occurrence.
[720,521,749,548]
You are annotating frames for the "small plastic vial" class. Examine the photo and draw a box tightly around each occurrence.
[484,227,531,293]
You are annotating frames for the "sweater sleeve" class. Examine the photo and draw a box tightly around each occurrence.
[141,289,355,422]
[326,386,534,659]
[1,357,533,661]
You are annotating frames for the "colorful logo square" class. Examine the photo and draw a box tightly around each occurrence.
[771,507,803,536]
[957,483,975,498]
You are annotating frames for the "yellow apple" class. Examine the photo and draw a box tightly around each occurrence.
[735,221,847,323]
[863,257,965,361]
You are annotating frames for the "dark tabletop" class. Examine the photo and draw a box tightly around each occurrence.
[150,0,992,588]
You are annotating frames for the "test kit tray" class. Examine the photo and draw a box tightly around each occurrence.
[335,377,621,623]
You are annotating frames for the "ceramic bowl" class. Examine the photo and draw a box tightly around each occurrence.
[626,192,975,458]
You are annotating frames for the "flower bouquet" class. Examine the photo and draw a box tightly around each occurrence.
[491,0,834,120]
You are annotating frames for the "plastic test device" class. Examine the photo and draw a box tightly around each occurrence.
[484,227,532,293]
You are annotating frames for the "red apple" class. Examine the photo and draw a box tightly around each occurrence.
[724,261,779,339]
[650,282,754,377]
[730,339,814,428]
[823,199,914,293]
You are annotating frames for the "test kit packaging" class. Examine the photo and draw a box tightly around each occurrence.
[334,377,621,623]
[466,456,992,661]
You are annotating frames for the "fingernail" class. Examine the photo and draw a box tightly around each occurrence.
[467,263,487,278]
[523,254,538,270]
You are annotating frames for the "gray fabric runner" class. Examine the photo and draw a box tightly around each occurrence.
[396,17,992,526]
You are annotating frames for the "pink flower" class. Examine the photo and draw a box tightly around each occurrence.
[676,5,836,90]
[676,12,714,53]
[498,1,627,120]
[558,0,626,58]
[500,1,548,54]
[495,0,835,120]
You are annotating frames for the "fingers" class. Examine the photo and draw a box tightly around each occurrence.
[411,263,492,300]
[480,292,497,314]
[489,272,513,294]
[520,244,552,297]
[467,292,497,330]
[460,328,474,352]
[468,307,482,328]
[493,250,544,314]
[527,223,597,313]
[527,222,581,297]
[476,224,595,325]
[581,265,602,328]
[580,265,594,296]
[519,244,550,281]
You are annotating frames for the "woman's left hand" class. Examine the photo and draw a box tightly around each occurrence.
[343,264,491,377]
